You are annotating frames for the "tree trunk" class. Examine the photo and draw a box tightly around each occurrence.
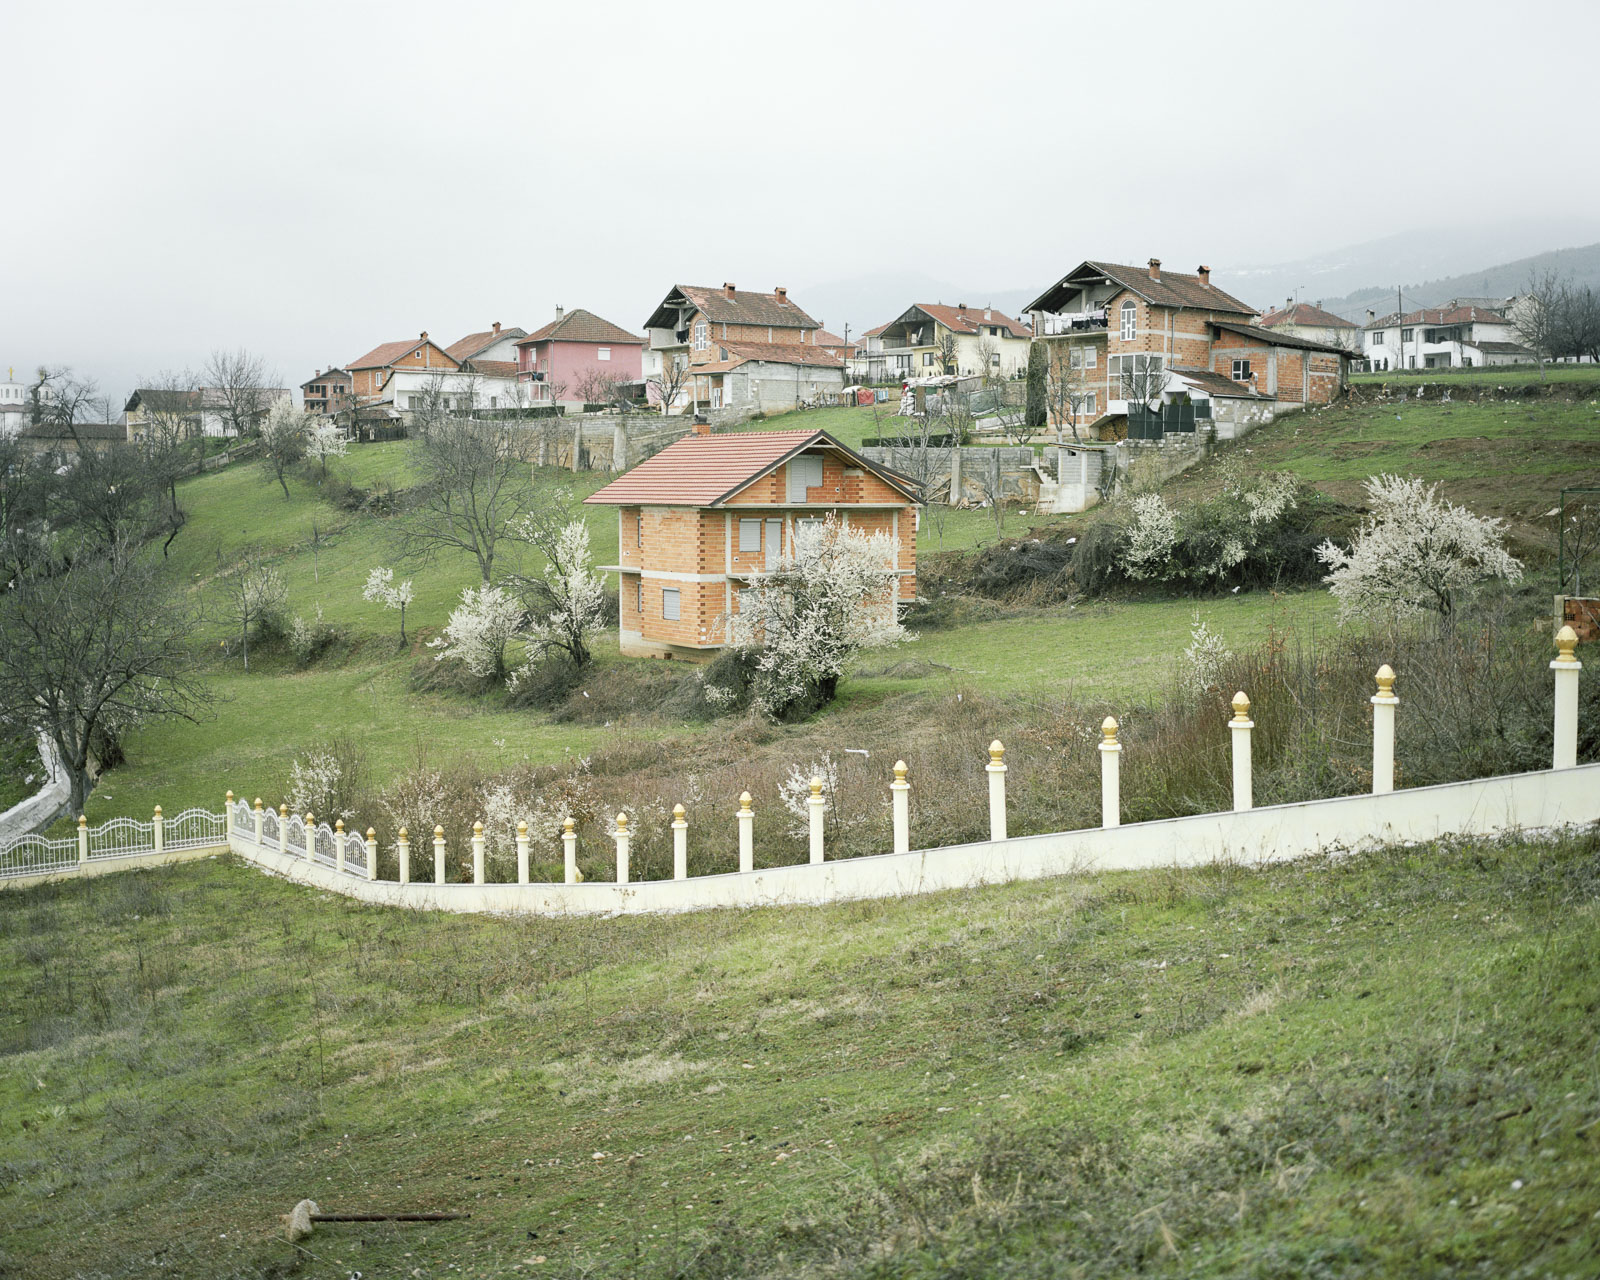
[277,464,291,499]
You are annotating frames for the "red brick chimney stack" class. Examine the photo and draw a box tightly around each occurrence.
[492,321,501,335]
[1197,265,1210,287]
[724,282,737,299]
[1147,258,1161,281]
[420,331,428,340]
[774,286,788,303]
[691,420,712,436]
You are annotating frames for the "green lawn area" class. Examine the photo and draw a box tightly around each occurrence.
[1351,363,1600,386]
[3,829,1596,1277]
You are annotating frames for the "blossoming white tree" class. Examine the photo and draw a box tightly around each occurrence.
[362,566,415,644]
[1121,493,1178,580]
[304,422,349,478]
[429,584,522,680]
[1316,474,1523,623]
[505,495,608,675]
[724,516,908,720]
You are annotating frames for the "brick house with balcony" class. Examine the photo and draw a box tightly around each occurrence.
[514,307,644,406]
[1025,258,1354,437]
[300,367,353,416]
[864,303,1031,382]
[585,426,920,660]
[346,331,521,419]
[643,283,845,414]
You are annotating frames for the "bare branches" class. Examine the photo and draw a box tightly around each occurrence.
[394,417,533,585]
[202,348,275,436]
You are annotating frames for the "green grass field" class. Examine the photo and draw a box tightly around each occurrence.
[3,829,1596,1278]
[1351,363,1600,386]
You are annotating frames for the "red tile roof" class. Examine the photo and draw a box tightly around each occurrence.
[908,303,1029,338]
[1024,261,1256,318]
[445,326,528,362]
[646,285,821,332]
[347,338,426,370]
[1258,302,1357,329]
[1365,304,1510,329]
[584,429,919,507]
[519,308,645,346]
[720,341,844,368]
[464,359,519,378]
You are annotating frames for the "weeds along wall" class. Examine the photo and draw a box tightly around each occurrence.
[4,631,1591,913]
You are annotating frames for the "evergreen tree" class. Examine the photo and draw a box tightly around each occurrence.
[1025,342,1047,428]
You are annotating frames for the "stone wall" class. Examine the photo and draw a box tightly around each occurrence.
[859,445,1041,505]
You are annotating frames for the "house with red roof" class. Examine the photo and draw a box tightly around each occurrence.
[343,329,523,421]
[585,426,920,660]
[865,303,1031,383]
[642,283,846,414]
[1025,258,1355,436]
[1359,300,1528,371]
[514,307,644,406]
[1257,299,1361,354]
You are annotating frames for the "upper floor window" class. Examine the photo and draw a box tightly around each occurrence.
[1401,328,1414,342]
[598,347,611,361]
[1120,300,1137,341]
[1370,331,1385,344]
[693,322,708,351]
[1231,359,1252,381]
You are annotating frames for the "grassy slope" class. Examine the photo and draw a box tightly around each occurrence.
[2,831,1597,1278]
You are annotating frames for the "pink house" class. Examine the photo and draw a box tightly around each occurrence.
[514,307,644,403]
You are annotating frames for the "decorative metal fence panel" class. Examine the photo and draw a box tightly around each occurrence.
[260,809,280,849]
[284,815,308,859]
[88,817,155,861]
[231,800,254,833]
[0,835,79,879]
[343,832,368,875]
[313,823,338,868]
[166,807,227,851]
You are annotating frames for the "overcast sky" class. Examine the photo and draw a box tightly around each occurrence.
[7,0,1600,410]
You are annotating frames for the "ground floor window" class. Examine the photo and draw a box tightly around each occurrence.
[662,587,680,621]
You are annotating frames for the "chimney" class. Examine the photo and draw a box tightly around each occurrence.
[1316,300,1322,309]
[1285,296,1293,311]
[1196,265,1210,287]
[957,302,967,310]
[492,321,501,335]
[724,282,737,299]
[984,309,992,321]
[1366,309,1376,323]
[420,331,428,341]
[555,305,564,320]
[1147,258,1161,281]
[774,286,787,303]
[691,419,712,436]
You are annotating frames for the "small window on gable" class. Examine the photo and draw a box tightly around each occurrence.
[738,519,762,552]
[598,347,610,361]
[1120,300,1137,341]
[662,587,680,621]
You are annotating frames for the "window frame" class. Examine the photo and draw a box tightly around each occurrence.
[693,321,708,351]
[598,347,611,361]
[1119,300,1137,341]
[738,518,762,552]
[1231,358,1252,381]
[661,586,681,621]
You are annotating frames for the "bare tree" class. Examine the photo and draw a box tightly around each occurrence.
[936,330,959,376]
[28,365,102,427]
[222,549,287,671]
[0,540,209,813]
[1513,270,1565,382]
[1046,345,1096,442]
[396,416,533,585]
[646,358,691,417]
[202,348,273,437]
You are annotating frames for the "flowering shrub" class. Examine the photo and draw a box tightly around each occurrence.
[429,585,522,680]
[724,516,908,720]
[1177,615,1233,699]
[1316,474,1523,622]
[506,514,608,680]
[362,566,415,643]
[288,605,341,666]
[1121,494,1178,580]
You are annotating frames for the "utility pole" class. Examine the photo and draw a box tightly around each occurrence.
[1397,284,1403,370]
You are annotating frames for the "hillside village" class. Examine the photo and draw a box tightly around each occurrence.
[5,7,1600,1278]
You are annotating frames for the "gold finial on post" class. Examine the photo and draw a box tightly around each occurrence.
[153,804,162,816]
[433,825,445,838]
[335,818,344,832]
[1375,664,1396,697]
[809,776,822,797]
[615,812,628,831]
[738,791,753,814]
[78,814,87,828]
[226,790,234,804]
[1231,691,1251,723]
[562,816,576,833]
[279,803,288,818]
[398,825,408,838]
[473,820,484,835]
[1555,624,1579,663]
[989,739,1004,762]
[517,819,528,834]
[366,827,376,840]
[1101,715,1119,743]
[673,803,687,819]
[254,797,263,811]
[893,760,908,781]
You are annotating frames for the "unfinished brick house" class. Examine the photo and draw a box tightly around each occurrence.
[585,427,920,660]
[1024,259,1355,437]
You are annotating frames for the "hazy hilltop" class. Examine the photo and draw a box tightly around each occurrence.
[1308,242,1600,321]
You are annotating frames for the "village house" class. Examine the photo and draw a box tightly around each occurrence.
[300,367,353,415]
[445,321,528,366]
[1361,301,1529,370]
[584,426,920,661]
[863,303,1031,383]
[345,331,521,421]
[642,284,846,414]
[1025,258,1355,437]
[1256,299,1362,353]
[514,307,644,406]
[124,385,291,440]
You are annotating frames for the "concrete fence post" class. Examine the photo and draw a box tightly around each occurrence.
[365,828,377,881]
[516,820,530,885]
[807,779,825,865]
[433,825,446,885]
[253,797,264,846]
[1371,664,1398,795]
[1230,691,1254,812]
[279,804,290,855]
[1099,717,1122,829]
[304,812,315,862]
[226,790,234,826]
[78,814,88,864]
[891,761,911,855]
[1551,625,1582,770]
[986,740,1007,841]
[737,792,754,874]
[562,817,578,885]
[472,821,486,884]
[335,819,346,874]
[672,805,688,879]
[613,813,631,885]
[153,805,164,856]
[397,827,411,885]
